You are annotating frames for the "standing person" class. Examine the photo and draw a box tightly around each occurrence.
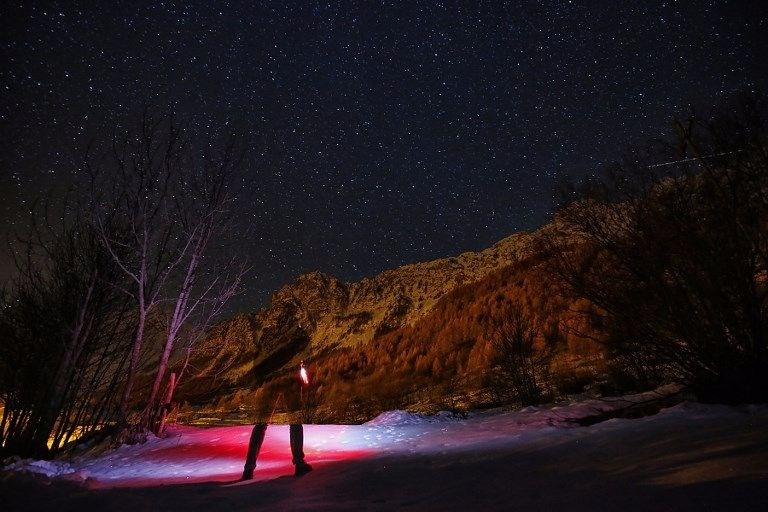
[241,361,313,479]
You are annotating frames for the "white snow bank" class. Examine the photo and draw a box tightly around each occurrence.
[365,409,467,426]
[2,456,76,478]
[366,384,683,427]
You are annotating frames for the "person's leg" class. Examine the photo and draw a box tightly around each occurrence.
[289,423,312,476]
[242,423,267,480]
[289,423,305,464]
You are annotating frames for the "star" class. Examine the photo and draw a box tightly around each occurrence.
[1,0,765,312]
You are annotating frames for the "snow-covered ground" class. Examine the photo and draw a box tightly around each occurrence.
[3,386,768,511]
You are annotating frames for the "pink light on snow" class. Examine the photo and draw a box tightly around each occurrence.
[82,424,376,488]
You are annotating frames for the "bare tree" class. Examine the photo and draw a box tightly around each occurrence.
[0,109,251,455]
[490,303,551,406]
[547,93,768,402]
[142,139,248,432]
[86,110,191,436]
[86,111,251,438]
[0,207,132,458]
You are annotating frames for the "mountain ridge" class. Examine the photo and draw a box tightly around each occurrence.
[178,230,539,400]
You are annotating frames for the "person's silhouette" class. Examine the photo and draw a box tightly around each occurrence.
[241,361,312,479]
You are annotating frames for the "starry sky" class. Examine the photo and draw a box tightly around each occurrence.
[2,1,766,311]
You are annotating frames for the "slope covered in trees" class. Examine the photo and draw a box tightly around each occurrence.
[176,223,613,423]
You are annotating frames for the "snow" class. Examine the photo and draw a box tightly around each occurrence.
[3,386,768,511]
[365,409,466,426]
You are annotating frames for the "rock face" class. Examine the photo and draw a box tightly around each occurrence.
[258,232,533,352]
[182,232,535,397]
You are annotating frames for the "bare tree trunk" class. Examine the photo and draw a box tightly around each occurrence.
[155,372,177,436]
[118,307,147,429]
[140,134,246,433]
[142,254,196,428]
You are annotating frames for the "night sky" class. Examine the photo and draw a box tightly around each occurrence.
[2,1,766,311]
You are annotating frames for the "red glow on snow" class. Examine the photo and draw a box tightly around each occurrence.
[89,424,376,488]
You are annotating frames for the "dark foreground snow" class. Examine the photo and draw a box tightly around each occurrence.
[2,388,767,511]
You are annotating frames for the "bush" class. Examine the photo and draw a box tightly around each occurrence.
[549,93,768,403]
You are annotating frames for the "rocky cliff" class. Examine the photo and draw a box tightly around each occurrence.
[180,232,536,398]
[277,231,534,349]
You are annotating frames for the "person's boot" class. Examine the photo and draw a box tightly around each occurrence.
[289,424,312,476]
[242,424,267,480]
[294,461,313,476]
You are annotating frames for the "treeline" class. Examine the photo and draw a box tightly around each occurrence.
[0,110,247,458]
[549,93,768,404]
[306,246,604,421]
